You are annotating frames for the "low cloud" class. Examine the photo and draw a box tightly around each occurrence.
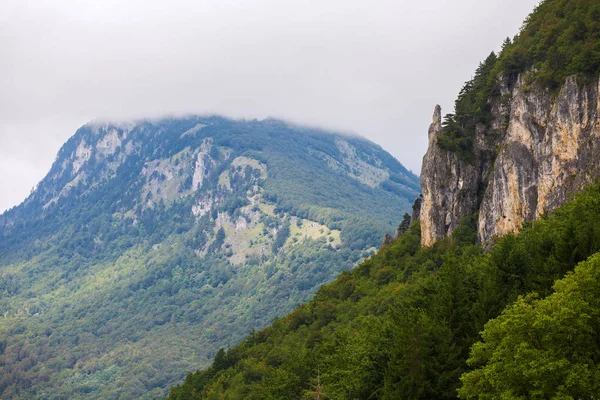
[0,0,539,212]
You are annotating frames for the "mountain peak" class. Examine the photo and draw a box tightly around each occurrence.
[0,116,418,398]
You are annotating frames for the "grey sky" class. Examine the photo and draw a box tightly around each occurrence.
[0,0,539,213]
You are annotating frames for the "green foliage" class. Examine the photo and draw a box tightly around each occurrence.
[438,0,600,162]
[459,253,600,399]
[500,0,600,88]
[0,116,419,399]
[437,52,498,163]
[168,184,600,400]
[397,213,411,236]
[271,220,290,254]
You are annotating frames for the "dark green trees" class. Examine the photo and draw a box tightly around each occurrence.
[438,0,600,162]
[437,52,498,162]
[460,253,600,399]
[168,185,600,399]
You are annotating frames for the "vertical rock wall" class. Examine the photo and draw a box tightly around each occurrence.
[420,76,600,246]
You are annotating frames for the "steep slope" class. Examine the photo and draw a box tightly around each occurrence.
[166,1,600,398]
[166,185,600,400]
[0,116,419,399]
[421,0,600,246]
[459,250,600,398]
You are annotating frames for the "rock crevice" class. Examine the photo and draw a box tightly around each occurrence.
[420,75,600,246]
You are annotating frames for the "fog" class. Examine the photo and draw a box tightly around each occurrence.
[0,0,540,212]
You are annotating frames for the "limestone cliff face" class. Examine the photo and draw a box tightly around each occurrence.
[420,75,600,246]
[421,106,478,246]
[420,104,498,246]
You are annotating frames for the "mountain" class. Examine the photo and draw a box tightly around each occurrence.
[0,116,419,399]
[168,185,600,400]
[421,0,600,246]
[166,0,600,398]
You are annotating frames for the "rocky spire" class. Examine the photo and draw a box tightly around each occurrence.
[419,104,481,246]
[411,194,423,223]
[419,75,600,247]
[428,104,442,142]
[380,233,393,249]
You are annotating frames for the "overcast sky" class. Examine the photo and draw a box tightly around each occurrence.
[0,0,540,213]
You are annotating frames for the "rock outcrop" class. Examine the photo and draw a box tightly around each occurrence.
[381,233,394,248]
[410,194,423,224]
[420,75,600,246]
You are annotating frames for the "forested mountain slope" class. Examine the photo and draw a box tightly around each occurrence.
[168,184,600,400]
[168,0,600,398]
[0,116,419,399]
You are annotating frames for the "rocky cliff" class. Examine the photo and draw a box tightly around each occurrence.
[420,75,600,246]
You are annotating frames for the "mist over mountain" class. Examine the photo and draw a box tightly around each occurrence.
[0,116,418,399]
[165,0,600,399]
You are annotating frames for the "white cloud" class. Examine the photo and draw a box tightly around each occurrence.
[0,0,540,212]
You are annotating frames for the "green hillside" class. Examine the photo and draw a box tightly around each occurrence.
[167,0,600,398]
[0,117,419,399]
[167,181,600,400]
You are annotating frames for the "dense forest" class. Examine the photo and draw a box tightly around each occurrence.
[167,0,600,398]
[0,117,419,399]
[168,183,600,400]
[438,0,600,161]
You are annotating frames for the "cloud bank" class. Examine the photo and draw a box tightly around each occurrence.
[0,0,539,212]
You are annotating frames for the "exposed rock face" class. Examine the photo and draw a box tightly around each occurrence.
[335,138,390,187]
[419,105,486,246]
[420,75,600,246]
[192,138,214,191]
[479,76,600,242]
[411,194,423,224]
[380,233,393,248]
